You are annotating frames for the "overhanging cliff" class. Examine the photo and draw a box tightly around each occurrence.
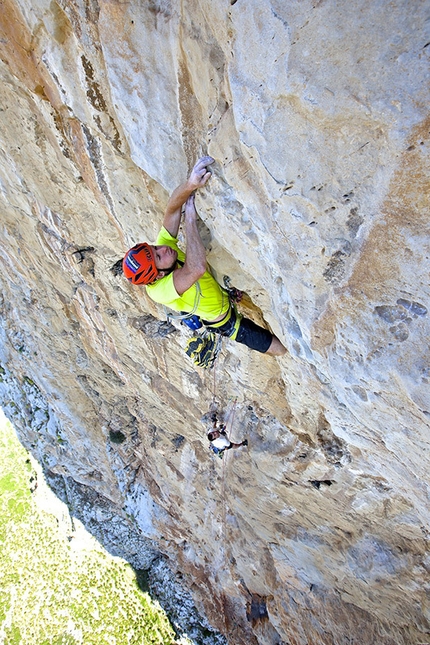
[0,1,429,643]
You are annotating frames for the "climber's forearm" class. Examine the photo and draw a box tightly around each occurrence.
[163,157,215,238]
[163,181,195,238]
[183,209,207,277]
[172,195,207,295]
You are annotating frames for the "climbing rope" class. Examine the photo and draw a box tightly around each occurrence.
[212,351,218,406]
[219,398,237,545]
[217,397,237,633]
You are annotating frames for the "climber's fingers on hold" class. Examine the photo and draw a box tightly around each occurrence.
[190,157,214,184]
[195,155,215,170]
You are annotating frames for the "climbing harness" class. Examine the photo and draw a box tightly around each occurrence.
[195,276,243,342]
[166,274,244,370]
[204,302,243,341]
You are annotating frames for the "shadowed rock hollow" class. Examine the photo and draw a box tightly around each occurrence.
[0,1,429,643]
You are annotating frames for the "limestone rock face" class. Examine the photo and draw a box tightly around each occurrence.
[0,1,429,643]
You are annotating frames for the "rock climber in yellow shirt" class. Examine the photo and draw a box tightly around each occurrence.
[122,156,286,357]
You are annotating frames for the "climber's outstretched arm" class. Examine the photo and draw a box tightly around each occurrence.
[163,156,214,238]
[172,194,207,296]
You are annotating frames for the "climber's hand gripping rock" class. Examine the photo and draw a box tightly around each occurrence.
[188,156,215,191]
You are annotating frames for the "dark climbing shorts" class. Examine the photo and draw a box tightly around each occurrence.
[204,308,273,354]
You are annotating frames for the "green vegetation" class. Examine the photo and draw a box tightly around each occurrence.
[0,411,182,645]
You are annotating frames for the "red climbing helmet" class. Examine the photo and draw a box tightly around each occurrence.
[122,243,158,285]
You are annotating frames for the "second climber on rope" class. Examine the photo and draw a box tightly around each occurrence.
[207,412,248,458]
[207,426,248,458]
[122,156,287,357]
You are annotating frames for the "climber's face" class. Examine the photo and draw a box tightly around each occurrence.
[152,245,178,272]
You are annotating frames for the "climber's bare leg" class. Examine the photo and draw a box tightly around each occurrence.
[265,335,287,357]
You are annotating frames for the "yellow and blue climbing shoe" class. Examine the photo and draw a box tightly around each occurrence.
[185,333,220,369]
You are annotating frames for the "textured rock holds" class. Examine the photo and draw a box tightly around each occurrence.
[0,1,429,644]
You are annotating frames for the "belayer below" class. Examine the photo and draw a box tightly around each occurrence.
[208,429,248,459]
[122,156,287,357]
[206,411,247,458]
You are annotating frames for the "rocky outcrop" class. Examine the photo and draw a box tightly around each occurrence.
[0,1,429,643]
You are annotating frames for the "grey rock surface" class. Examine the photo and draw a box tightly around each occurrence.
[0,1,429,643]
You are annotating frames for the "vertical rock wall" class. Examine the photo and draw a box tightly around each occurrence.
[0,1,429,643]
